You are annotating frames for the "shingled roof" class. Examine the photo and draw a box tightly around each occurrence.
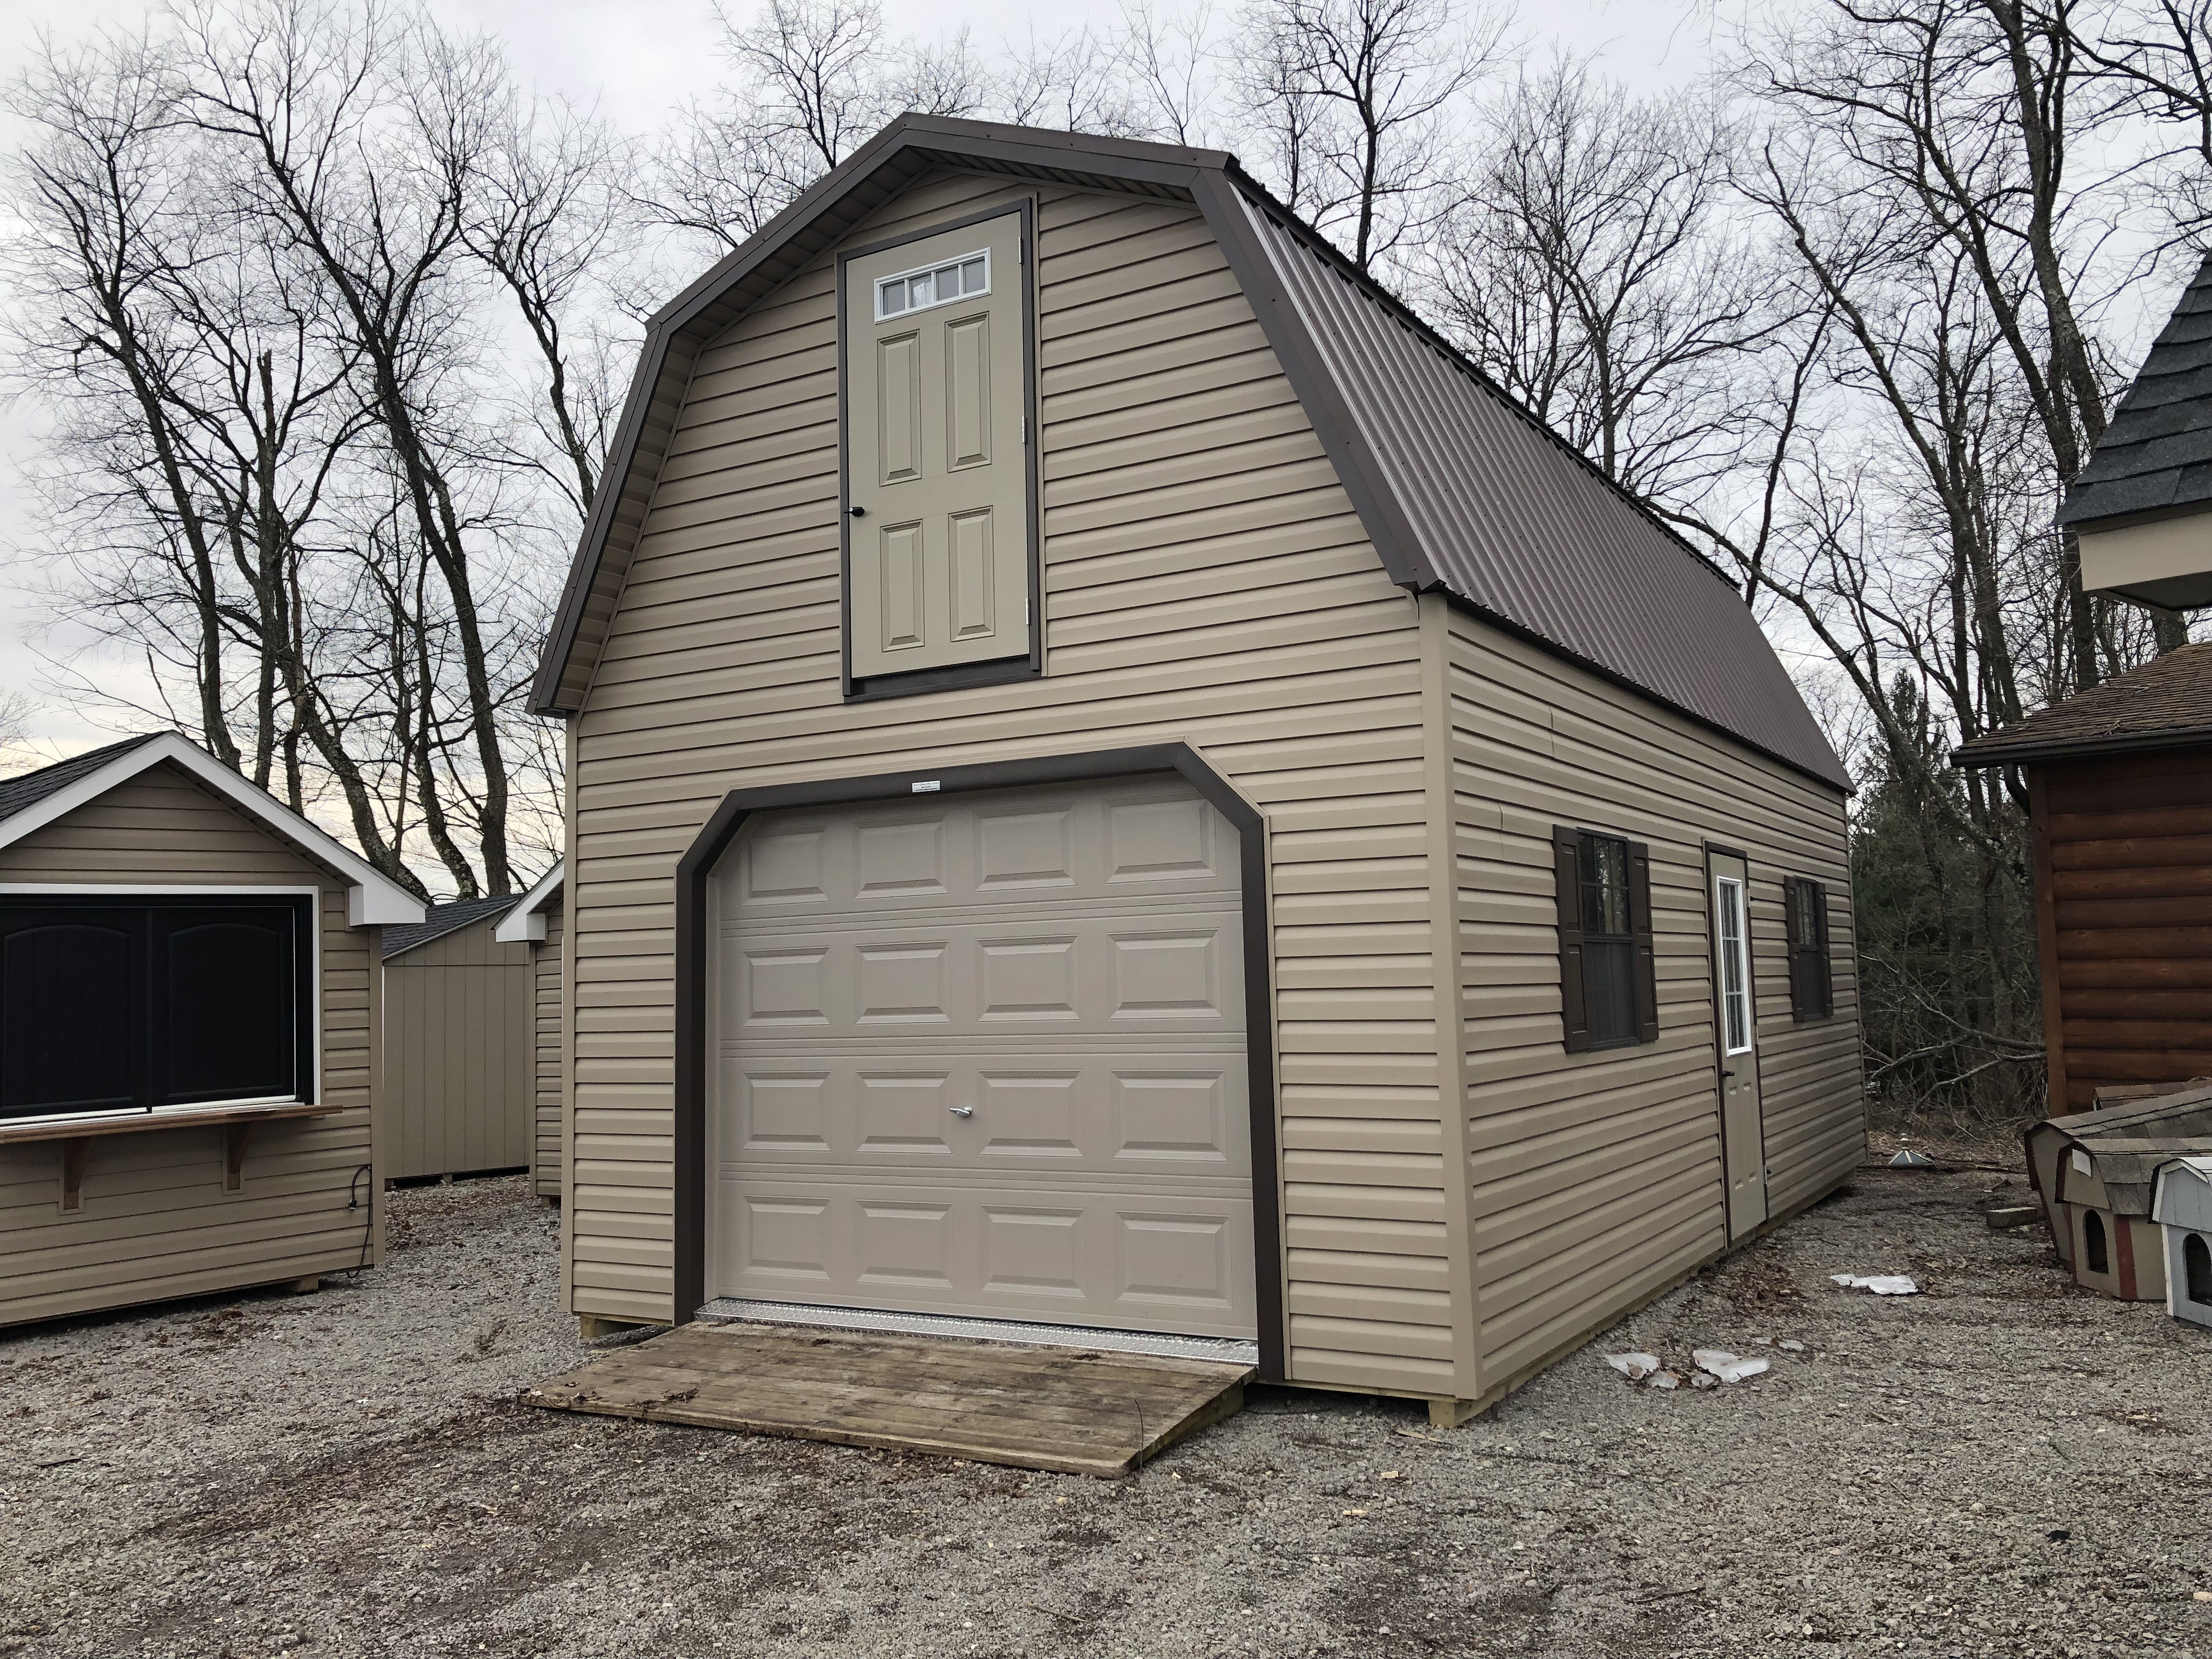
[1954,641,2212,765]
[2059,253,2212,531]
[381,894,525,960]
[0,733,162,827]
[530,115,1848,793]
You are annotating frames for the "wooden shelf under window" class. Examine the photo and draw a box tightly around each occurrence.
[0,1101,337,1147]
[0,1103,340,1212]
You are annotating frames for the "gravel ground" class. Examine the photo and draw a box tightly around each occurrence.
[4,1164,2210,1659]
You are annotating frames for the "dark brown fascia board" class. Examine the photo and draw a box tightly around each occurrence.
[1952,724,2212,769]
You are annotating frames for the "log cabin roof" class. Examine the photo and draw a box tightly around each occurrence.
[1954,642,2212,765]
[529,115,1848,792]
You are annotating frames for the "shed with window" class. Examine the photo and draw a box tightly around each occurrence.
[0,732,422,1327]
[529,116,1866,1421]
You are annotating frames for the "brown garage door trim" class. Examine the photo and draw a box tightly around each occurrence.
[672,743,1285,1381]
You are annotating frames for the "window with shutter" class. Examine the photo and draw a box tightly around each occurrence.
[841,207,1036,696]
[1785,877,1833,1022]
[1554,826,1659,1051]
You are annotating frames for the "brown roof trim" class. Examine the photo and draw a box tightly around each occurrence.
[1952,724,2212,768]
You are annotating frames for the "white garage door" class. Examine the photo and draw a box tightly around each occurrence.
[708,774,1256,1340]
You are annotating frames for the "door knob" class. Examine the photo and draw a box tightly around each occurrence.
[949,1105,973,1118]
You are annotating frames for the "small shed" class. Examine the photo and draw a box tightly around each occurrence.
[2024,1086,2212,1262]
[380,895,539,1181]
[0,732,422,1327]
[2150,1159,2212,1336]
[526,116,1869,1419]
[493,861,566,1200]
[2053,1139,2212,1300]
[2152,1156,2212,1327]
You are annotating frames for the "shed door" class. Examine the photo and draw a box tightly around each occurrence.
[843,211,1030,681]
[709,775,1256,1339]
[1709,853,1768,1237]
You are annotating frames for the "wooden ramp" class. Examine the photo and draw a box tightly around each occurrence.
[526,1321,1252,1477]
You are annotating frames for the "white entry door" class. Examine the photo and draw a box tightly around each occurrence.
[707,775,1257,1339]
[1711,851,1768,1237]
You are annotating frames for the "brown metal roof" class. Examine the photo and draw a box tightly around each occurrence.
[532,115,1848,793]
[1953,642,2212,766]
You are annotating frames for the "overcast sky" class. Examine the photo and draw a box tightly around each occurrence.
[0,0,1729,759]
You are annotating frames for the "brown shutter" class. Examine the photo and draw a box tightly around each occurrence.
[1784,876,1808,1021]
[1553,827,1590,1053]
[1809,881,1832,1019]
[1629,840,1658,1043]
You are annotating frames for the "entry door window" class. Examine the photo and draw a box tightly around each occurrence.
[1716,875,1752,1054]
[0,895,313,1121]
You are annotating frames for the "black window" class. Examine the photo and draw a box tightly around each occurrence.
[1553,827,1658,1052]
[0,895,312,1122]
[1785,877,1834,1022]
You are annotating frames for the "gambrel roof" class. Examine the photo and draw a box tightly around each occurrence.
[532,115,1848,792]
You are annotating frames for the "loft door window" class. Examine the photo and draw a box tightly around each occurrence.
[1715,874,1752,1054]
[0,895,312,1122]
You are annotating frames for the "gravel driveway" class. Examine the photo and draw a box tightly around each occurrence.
[3,1164,2207,1659]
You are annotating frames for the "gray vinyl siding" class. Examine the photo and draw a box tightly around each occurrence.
[534,905,565,1198]
[1444,606,1863,1392]
[383,919,533,1181]
[0,763,382,1327]
[566,171,1459,1393]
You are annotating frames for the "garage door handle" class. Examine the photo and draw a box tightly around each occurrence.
[949,1105,973,1118]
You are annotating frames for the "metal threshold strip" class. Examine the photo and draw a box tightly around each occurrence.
[696,1297,1260,1368]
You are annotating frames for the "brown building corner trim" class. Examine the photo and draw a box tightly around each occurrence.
[669,742,1288,1381]
[2027,764,2067,1118]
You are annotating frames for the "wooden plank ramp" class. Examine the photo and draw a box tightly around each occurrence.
[524,1321,1253,1477]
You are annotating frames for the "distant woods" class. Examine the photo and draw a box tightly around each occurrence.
[7,0,2212,1108]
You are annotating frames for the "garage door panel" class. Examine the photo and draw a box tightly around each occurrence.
[729,777,1238,925]
[720,1051,1249,1176]
[718,1176,1256,1336]
[723,911,1243,1036]
[710,775,1255,1341]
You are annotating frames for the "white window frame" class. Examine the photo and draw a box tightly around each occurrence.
[872,247,991,322]
[1715,873,1753,1056]
[0,883,324,1127]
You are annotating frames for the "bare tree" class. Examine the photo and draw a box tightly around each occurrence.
[1234,0,1513,269]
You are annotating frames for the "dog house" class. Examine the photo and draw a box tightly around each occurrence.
[2153,1156,2212,1328]
[527,116,1868,1418]
[2054,1140,2207,1300]
[494,861,566,1200]
[2025,1086,2212,1265]
[0,732,422,1326]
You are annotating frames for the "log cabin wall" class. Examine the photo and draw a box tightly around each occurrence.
[2034,744,2212,1113]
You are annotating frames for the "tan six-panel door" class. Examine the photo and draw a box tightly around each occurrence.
[845,211,1030,680]
[708,776,1257,1339]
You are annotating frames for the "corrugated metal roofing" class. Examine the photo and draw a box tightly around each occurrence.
[532,115,1848,792]
[1218,191,1846,789]
[0,733,163,827]
[2060,253,2212,530]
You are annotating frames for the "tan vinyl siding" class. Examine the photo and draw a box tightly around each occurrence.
[1445,605,1863,1390]
[534,905,565,1197]
[383,920,533,1180]
[566,172,1458,1389]
[0,763,381,1327]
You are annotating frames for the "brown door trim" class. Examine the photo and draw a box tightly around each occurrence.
[671,742,1285,1379]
